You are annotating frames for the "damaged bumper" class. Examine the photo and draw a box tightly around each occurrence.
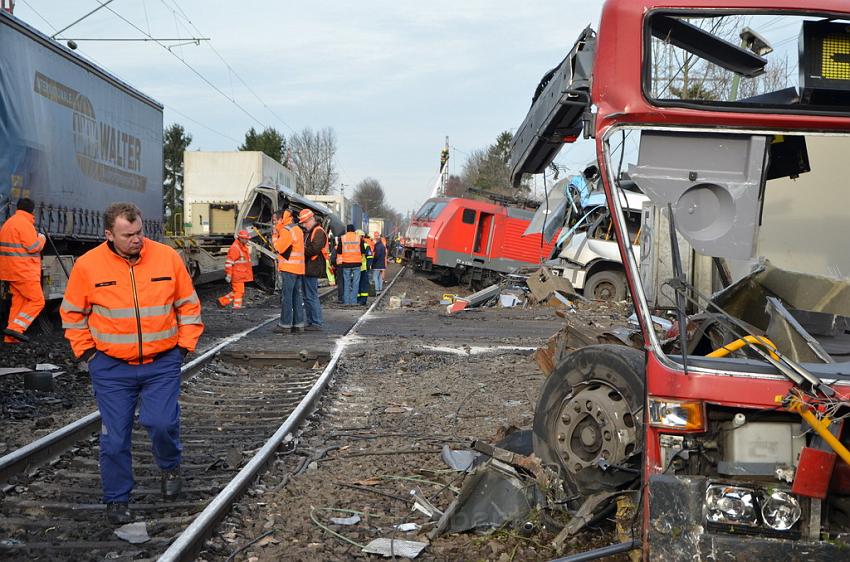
[648,474,848,561]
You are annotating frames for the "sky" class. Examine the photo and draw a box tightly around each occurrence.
[12,0,603,215]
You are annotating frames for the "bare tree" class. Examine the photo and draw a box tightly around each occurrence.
[352,178,386,215]
[289,127,339,195]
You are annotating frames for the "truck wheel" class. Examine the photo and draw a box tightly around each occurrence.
[532,344,645,504]
[585,269,627,301]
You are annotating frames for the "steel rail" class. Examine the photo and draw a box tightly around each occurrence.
[158,267,406,562]
[0,286,337,483]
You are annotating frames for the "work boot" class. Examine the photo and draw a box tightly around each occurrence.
[161,469,182,501]
[2,328,28,343]
[304,325,322,332]
[293,326,305,333]
[106,502,133,525]
[272,324,291,334]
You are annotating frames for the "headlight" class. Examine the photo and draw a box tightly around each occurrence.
[648,398,705,431]
[760,490,801,531]
[705,485,758,527]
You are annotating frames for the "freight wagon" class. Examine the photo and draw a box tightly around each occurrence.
[0,9,163,301]
[406,196,558,287]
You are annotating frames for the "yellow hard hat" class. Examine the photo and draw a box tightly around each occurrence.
[356,229,364,236]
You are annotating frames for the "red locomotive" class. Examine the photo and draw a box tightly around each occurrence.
[403,196,558,286]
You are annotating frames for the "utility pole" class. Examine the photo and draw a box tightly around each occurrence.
[437,136,449,196]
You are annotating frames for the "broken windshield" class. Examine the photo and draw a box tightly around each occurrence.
[603,127,850,375]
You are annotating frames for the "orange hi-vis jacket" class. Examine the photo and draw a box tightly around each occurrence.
[224,240,253,282]
[310,226,330,262]
[60,238,204,364]
[338,232,362,265]
[0,210,45,282]
[274,222,305,275]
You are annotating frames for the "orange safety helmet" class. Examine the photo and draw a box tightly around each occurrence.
[298,208,314,223]
[237,229,251,240]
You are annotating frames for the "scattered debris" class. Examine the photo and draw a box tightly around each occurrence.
[499,293,521,308]
[440,445,479,472]
[432,459,542,536]
[525,266,577,303]
[0,367,31,377]
[114,522,149,544]
[410,489,444,520]
[362,538,428,558]
[34,364,61,371]
[329,514,361,526]
[446,284,501,315]
[394,522,420,532]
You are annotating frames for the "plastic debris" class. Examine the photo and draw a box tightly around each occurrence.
[329,514,361,526]
[394,522,420,532]
[114,522,149,544]
[440,445,479,472]
[362,538,428,558]
[35,363,61,371]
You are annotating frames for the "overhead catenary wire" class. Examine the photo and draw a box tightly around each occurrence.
[157,0,296,135]
[93,0,268,129]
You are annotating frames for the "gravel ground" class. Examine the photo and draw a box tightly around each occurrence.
[0,281,279,453]
[200,270,629,562]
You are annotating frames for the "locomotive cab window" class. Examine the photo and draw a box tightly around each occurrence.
[645,11,850,114]
[461,209,476,224]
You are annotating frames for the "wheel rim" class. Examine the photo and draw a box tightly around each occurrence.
[554,382,638,476]
[592,280,617,301]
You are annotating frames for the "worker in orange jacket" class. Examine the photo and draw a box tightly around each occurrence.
[60,202,204,525]
[218,230,253,309]
[273,211,305,333]
[335,225,362,305]
[0,198,46,343]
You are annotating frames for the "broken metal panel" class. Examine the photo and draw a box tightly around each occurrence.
[432,459,542,535]
[509,27,596,186]
[526,266,576,303]
[523,187,568,241]
[765,297,834,364]
[713,262,850,358]
[629,132,768,260]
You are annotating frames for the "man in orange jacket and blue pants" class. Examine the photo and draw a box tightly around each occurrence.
[60,202,204,525]
[218,230,253,309]
[0,198,46,343]
[272,211,305,333]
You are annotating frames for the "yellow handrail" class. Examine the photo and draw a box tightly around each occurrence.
[707,335,780,361]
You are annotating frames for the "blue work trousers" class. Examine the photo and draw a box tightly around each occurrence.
[89,347,183,503]
[358,268,370,305]
[280,271,305,328]
[302,276,323,327]
[342,267,360,305]
[371,269,384,292]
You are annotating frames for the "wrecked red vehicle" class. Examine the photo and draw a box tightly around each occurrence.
[512,0,850,559]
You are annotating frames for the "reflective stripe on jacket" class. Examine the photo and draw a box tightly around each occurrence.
[274,222,305,275]
[224,240,253,282]
[338,232,362,264]
[60,239,204,364]
[0,210,45,282]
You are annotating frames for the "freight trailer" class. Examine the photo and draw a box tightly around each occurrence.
[0,9,163,300]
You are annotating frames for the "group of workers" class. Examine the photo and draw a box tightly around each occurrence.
[0,197,390,526]
[215,206,389,331]
[1,198,203,525]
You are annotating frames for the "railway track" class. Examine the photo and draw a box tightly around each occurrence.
[0,271,403,561]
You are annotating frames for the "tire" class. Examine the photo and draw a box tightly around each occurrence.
[584,269,627,301]
[532,344,645,505]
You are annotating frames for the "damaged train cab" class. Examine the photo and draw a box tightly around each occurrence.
[512,1,850,559]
